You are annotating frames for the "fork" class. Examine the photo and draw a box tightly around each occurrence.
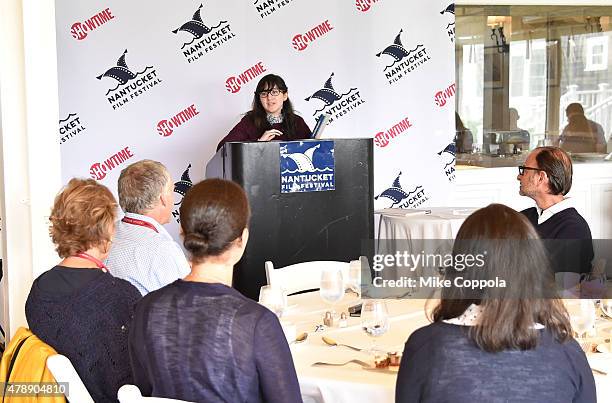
[312,359,372,368]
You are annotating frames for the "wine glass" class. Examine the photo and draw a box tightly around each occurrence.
[259,285,287,317]
[320,267,344,314]
[566,299,596,340]
[361,300,390,355]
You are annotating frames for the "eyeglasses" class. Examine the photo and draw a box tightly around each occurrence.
[518,165,545,175]
[258,89,283,98]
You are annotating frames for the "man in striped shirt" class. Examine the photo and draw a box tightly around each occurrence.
[105,160,190,294]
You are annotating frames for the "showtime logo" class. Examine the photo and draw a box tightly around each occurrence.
[356,0,381,12]
[434,83,456,107]
[374,117,413,148]
[292,20,334,51]
[89,146,135,181]
[70,8,115,41]
[157,104,200,137]
[225,62,267,94]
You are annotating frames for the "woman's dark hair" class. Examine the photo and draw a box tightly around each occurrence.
[432,204,572,352]
[179,179,250,263]
[247,74,299,140]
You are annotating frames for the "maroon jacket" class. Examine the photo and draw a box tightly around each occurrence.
[217,114,312,151]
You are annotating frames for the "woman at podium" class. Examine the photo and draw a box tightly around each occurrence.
[217,74,311,150]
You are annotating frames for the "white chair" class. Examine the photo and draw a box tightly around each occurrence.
[118,384,193,402]
[46,354,94,403]
[265,257,370,295]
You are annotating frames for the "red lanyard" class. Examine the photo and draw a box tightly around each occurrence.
[74,252,108,273]
[122,216,159,233]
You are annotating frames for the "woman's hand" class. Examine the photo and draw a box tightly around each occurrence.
[258,129,283,142]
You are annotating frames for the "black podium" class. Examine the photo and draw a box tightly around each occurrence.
[206,139,374,300]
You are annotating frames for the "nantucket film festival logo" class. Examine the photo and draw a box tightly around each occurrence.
[173,3,236,64]
[375,172,429,208]
[89,147,135,181]
[70,7,115,41]
[172,163,194,223]
[305,73,365,125]
[292,20,334,52]
[438,143,456,182]
[376,29,431,85]
[355,0,381,13]
[374,116,413,148]
[440,3,455,43]
[96,49,162,111]
[280,141,335,194]
[253,0,298,19]
[226,62,267,94]
[157,104,200,137]
[59,113,86,145]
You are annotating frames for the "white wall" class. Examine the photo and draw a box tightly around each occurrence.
[0,0,61,339]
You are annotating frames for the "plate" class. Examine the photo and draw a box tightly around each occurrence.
[596,343,612,354]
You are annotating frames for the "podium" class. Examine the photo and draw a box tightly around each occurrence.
[206,139,374,300]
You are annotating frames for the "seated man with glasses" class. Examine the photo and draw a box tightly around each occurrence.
[217,74,311,151]
[517,146,594,274]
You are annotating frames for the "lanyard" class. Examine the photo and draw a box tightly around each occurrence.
[74,252,108,273]
[122,216,159,233]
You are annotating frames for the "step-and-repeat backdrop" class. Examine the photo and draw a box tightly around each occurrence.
[56,0,456,240]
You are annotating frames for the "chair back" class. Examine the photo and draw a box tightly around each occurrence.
[118,384,194,402]
[46,354,94,403]
[265,260,351,295]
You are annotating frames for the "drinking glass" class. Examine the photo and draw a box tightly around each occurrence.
[346,260,361,297]
[361,300,390,354]
[600,299,612,319]
[320,267,344,314]
[259,285,287,317]
[566,299,596,340]
[581,272,607,299]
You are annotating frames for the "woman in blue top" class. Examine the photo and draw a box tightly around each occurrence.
[129,178,302,402]
[396,204,596,403]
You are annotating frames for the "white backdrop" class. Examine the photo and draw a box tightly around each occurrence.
[55,0,456,240]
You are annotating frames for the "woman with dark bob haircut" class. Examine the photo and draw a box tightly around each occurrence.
[129,179,302,402]
[26,178,141,402]
[217,73,312,150]
[396,204,596,403]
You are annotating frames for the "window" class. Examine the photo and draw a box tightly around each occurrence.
[455,6,612,167]
[585,36,609,71]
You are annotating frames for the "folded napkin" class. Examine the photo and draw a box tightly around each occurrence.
[588,354,611,376]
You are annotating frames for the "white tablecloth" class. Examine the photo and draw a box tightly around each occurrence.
[284,292,612,403]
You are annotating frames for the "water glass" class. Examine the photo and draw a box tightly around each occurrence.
[320,267,344,313]
[259,285,287,317]
[566,299,596,339]
[347,260,361,297]
[600,299,612,319]
[361,300,390,354]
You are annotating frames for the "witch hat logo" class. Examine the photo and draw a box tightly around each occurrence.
[174,163,193,205]
[96,49,137,85]
[305,72,342,107]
